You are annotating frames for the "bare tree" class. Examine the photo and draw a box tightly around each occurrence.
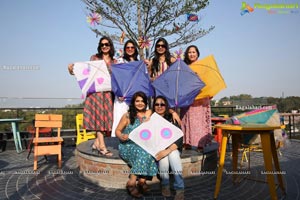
[83,0,214,59]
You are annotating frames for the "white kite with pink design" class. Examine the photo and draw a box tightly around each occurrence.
[129,112,183,157]
[73,60,111,97]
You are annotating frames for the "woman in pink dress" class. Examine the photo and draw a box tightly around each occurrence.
[180,45,212,150]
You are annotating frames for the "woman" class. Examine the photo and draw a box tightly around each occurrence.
[115,91,157,198]
[181,45,212,150]
[146,37,180,124]
[68,36,115,156]
[153,96,184,199]
[147,37,177,81]
[122,39,139,62]
[111,39,139,137]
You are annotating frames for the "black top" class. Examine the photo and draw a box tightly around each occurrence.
[164,113,183,152]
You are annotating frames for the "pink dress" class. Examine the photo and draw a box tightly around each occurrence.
[180,97,212,148]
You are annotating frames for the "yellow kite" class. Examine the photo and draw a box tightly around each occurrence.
[189,55,226,99]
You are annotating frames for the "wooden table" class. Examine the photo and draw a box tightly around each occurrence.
[0,118,24,153]
[214,124,286,200]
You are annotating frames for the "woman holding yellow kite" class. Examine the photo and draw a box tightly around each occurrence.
[181,45,212,151]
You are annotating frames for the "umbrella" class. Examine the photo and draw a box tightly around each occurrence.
[129,113,183,157]
[111,61,153,104]
[190,55,226,99]
[152,59,205,108]
[73,60,111,97]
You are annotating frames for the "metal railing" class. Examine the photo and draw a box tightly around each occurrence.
[1,106,299,139]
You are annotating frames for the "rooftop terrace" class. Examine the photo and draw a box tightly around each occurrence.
[1,140,300,200]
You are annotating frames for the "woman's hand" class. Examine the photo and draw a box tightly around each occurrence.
[144,59,150,66]
[155,149,171,161]
[119,133,129,142]
[118,96,125,101]
[68,63,74,75]
[169,110,181,126]
[172,112,181,126]
[144,110,152,122]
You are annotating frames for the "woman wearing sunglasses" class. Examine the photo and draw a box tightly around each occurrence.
[121,39,139,63]
[68,36,116,156]
[147,37,177,81]
[145,38,180,124]
[111,39,140,137]
[153,96,184,200]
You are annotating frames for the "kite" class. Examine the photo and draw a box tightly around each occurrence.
[152,59,205,107]
[111,61,153,104]
[73,60,111,97]
[173,48,184,60]
[129,113,183,157]
[86,12,101,26]
[226,105,283,144]
[190,55,226,99]
[187,13,199,22]
[138,36,151,49]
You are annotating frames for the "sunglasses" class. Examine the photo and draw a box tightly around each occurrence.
[100,43,110,47]
[154,103,166,107]
[156,44,166,48]
[126,46,135,49]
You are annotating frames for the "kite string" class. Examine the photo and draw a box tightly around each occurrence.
[175,61,180,107]
[75,61,110,94]
[123,62,144,97]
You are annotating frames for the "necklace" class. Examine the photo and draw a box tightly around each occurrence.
[137,112,145,122]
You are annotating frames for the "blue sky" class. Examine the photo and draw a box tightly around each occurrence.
[0,0,299,107]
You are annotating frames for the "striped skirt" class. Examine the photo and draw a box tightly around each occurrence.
[83,92,113,132]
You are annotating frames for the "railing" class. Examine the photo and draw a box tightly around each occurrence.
[1,106,299,139]
[0,107,83,131]
[280,113,300,139]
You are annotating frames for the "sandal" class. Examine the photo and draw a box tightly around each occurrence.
[126,182,142,198]
[137,181,150,193]
[99,148,113,157]
[91,144,113,157]
[91,144,99,153]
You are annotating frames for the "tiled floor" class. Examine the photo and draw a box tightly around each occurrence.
[0,140,300,200]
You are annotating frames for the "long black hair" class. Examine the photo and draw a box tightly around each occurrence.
[123,39,139,62]
[96,36,115,60]
[183,45,200,65]
[128,91,148,125]
[151,38,173,77]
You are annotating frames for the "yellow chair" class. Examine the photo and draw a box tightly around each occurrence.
[33,114,63,171]
[239,143,262,169]
[76,114,96,145]
[239,140,283,170]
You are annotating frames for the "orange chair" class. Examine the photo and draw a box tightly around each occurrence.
[33,114,63,171]
[26,125,52,159]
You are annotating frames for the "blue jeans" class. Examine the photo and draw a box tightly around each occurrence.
[158,150,184,190]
